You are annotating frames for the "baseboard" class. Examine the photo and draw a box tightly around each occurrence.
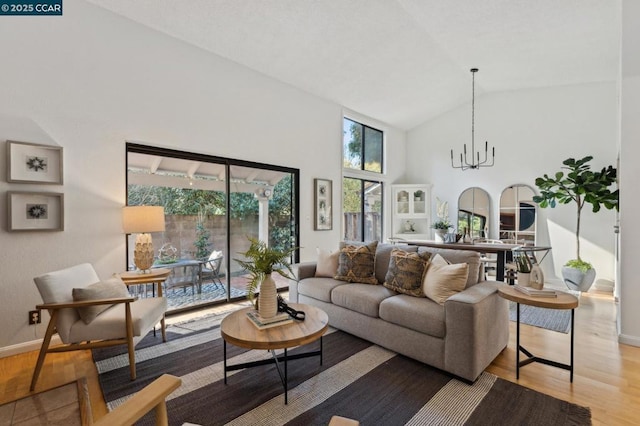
[618,333,640,347]
[0,335,62,358]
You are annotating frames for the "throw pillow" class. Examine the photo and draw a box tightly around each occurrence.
[383,249,431,297]
[72,276,131,324]
[423,254,469,305]
[334,241,378,284]
[315,248,340,278]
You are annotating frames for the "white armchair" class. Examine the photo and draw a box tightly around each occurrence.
[30,263,167,391]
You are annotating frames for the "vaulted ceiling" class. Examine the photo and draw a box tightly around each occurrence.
[87,0,620,130]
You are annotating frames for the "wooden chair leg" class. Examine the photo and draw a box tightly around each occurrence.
[125,303,136,380]
[161,315,167,342]
[30,311,58,391]
[155,401,169,426]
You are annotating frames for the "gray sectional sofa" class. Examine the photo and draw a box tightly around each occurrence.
[289,243,509,382]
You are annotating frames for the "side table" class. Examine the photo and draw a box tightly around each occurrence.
[119,268,171,341]
[498,285,579,382]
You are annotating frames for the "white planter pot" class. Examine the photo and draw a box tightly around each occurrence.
[434,229,446,243]
[258,274,278,318]
[517,272,531,287]
[562,266,596,292]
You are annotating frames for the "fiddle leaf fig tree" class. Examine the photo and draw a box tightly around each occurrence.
[532,156,618,267]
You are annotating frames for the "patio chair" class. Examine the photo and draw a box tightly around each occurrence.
[30,263,167,391]
[200,250,224,289]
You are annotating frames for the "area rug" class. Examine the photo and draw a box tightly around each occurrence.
[508,301,572,333]
[93,314,591,426]
[0,378,90,425]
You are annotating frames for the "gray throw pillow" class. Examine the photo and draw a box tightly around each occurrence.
[72,276,130,324]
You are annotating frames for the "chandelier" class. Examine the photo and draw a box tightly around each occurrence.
[451,68,495,170]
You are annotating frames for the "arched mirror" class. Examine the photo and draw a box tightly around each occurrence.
[457,187,490,239]
[499,184,536,244]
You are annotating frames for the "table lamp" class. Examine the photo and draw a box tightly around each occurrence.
[122,206,166,272]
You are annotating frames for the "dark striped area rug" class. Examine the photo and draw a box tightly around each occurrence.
[93,313,591,425]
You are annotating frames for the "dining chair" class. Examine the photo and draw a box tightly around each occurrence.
[477,239,504,279]
[30,263,167,391]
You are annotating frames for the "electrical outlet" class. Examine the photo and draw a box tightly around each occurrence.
[29,310,41,325]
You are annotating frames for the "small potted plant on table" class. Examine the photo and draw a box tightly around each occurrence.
[515,252,532,286]
[234,237,296,318]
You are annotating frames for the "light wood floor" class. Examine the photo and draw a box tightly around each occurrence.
[1,293,638,425]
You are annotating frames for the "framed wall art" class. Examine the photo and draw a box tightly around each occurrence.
[7,140,63,184]
[314,178,332,230]
[8,191,64,232]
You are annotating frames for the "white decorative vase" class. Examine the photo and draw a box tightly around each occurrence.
[517,272,531,287]
[529,264,545,290]
[434,229,446,243]
[258,274,278,318]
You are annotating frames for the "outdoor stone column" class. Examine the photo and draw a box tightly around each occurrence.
[256,193,270,244]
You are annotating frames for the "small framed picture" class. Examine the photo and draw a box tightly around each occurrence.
[314,178,332,231]
[7,140,64,184]
[8,191,64,232]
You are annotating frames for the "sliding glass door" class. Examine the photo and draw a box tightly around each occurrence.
[126,144,299,314]
[228,165,296,299]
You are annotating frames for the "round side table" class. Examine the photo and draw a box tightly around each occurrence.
[498,285,579,382]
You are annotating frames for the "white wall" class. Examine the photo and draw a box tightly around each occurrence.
[0,1,406,352]
[619,0,640,346]
[406,83,618,284]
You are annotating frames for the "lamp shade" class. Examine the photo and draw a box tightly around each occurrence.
[122,206,166,234]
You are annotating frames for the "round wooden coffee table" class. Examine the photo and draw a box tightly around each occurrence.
[221,303,328,404]
[498,285,579,382]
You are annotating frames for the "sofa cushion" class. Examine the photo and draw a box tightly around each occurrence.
[298,277,347,303]
[379,294,445,338]
[374,243,417,284]
[423,254,469,305]
[331,283,397,318]
[383,249,431,297]
[335,241,378,284]
[417,247,481,288]
[315,248,340,278]
[72,276,131,324]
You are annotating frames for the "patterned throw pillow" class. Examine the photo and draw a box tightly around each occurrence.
[334,241,378,284]
[423,254,469,305]
[383,249,432,296]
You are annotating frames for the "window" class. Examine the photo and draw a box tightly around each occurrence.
[342,118,384,242]
[343,118,383,173]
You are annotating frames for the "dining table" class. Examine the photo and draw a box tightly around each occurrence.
[404,240,522,282]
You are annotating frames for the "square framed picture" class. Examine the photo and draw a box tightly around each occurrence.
[7,140,63,184]
[314,178,332,230]
[8,191,64,232]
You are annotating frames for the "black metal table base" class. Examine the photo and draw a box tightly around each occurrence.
[223,336,323,404]
[516,303,574,382]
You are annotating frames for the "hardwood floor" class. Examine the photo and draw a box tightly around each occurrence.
[1,292,638,425]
